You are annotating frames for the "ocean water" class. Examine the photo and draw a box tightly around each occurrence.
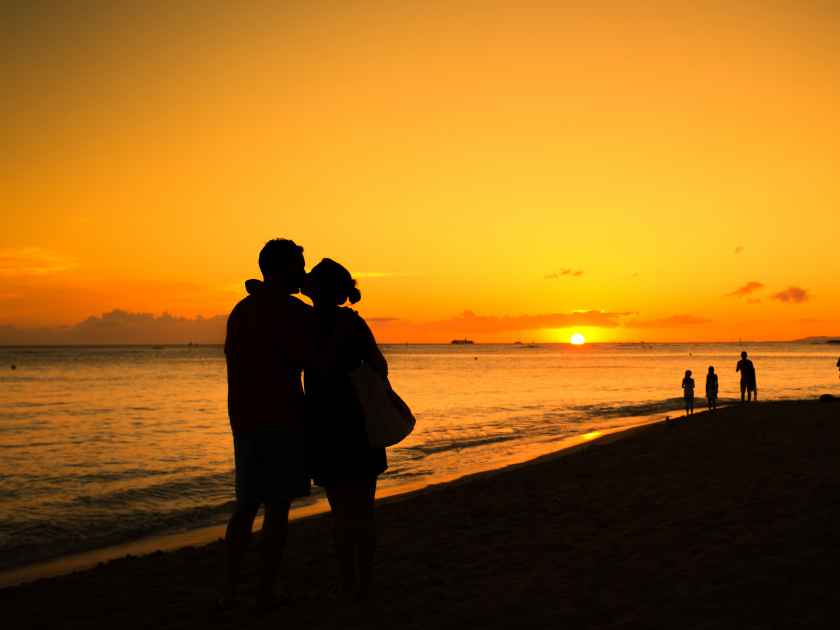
[1,342,838,575]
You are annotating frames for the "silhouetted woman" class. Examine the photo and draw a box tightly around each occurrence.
[682,369,695,416]
[705,366,718,411]
[302,258,388,601]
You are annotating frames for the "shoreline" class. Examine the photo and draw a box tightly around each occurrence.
[4,399,839,629]
[0,409,672,588]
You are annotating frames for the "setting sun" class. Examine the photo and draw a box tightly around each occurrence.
[570,333,586,345]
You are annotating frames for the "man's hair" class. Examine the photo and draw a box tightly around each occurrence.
[258,239,304,277]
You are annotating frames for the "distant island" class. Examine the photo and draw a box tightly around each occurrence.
[450,338,475,345]
[792,336,840,344]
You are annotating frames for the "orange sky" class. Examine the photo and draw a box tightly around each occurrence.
[3,1,839,343]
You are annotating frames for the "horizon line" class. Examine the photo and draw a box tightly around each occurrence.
[2,339,837,349]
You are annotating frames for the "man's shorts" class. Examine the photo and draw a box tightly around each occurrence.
[233,423,310,509]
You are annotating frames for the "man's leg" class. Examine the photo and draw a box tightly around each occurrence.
[257,499,291,605]
[224,505,258,601]
[740,382,747,402]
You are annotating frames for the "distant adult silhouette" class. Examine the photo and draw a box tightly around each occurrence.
[837,357,840,379]
[682,369,695,416]
[222,239,314,609]
[302,258,388,602]
[736,351,757,402]
[705,366,718,411]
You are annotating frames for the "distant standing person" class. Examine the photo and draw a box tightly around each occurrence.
[705,366,718,411]
[836,357,839,379]
[682,369,695,416]
[736,351,757,402]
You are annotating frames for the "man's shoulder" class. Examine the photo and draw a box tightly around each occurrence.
[228,295,257,320]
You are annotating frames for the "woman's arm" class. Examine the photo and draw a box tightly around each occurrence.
[356,314,388,378]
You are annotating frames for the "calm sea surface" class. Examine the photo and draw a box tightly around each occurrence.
[1,342,838,574]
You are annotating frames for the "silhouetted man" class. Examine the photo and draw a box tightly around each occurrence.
[736,351,757,402]
[222,238,313,609]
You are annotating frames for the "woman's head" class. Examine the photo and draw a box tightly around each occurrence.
[303,258,361,306]
[685,369,692,377]
[708,366,715,374]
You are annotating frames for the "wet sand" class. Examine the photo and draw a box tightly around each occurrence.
[4,399,839,629]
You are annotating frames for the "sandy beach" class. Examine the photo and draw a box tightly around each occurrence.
[4,399,839,629]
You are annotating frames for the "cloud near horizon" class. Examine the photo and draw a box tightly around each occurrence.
[727,281,764,297]
[0,308,635,345]
[0,310,227,345]
[0,308,721,345]
[772,286,809,304]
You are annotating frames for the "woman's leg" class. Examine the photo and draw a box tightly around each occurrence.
[325,485,357,596]
[327,479,378,600]
[354,477,377,600]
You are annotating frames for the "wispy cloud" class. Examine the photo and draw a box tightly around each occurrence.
[627,314,711,329]
[545,268,584,279]
[0,247,77,277]
[366,317,400,324]
[772,286,809,304]
[352,272,415,279]
[726,281,764,297]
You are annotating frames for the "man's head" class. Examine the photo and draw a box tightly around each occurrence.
[258,239,305,293]
[741,351,748,359]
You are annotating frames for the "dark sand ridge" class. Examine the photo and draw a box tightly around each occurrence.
[3,400,839,629]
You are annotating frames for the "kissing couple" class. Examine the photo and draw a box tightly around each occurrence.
[222,238,388,610]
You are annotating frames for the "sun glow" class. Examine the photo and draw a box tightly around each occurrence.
[570,333,586,345]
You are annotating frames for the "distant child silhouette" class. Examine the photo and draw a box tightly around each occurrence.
[682,369,695,416]
[303,258,388,602]
[736,351,757,402]
[705,366,718,411]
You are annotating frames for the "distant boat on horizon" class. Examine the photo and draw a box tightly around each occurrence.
[451,338,474,345]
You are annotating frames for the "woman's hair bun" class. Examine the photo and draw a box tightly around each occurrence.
[348,285,362,304]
